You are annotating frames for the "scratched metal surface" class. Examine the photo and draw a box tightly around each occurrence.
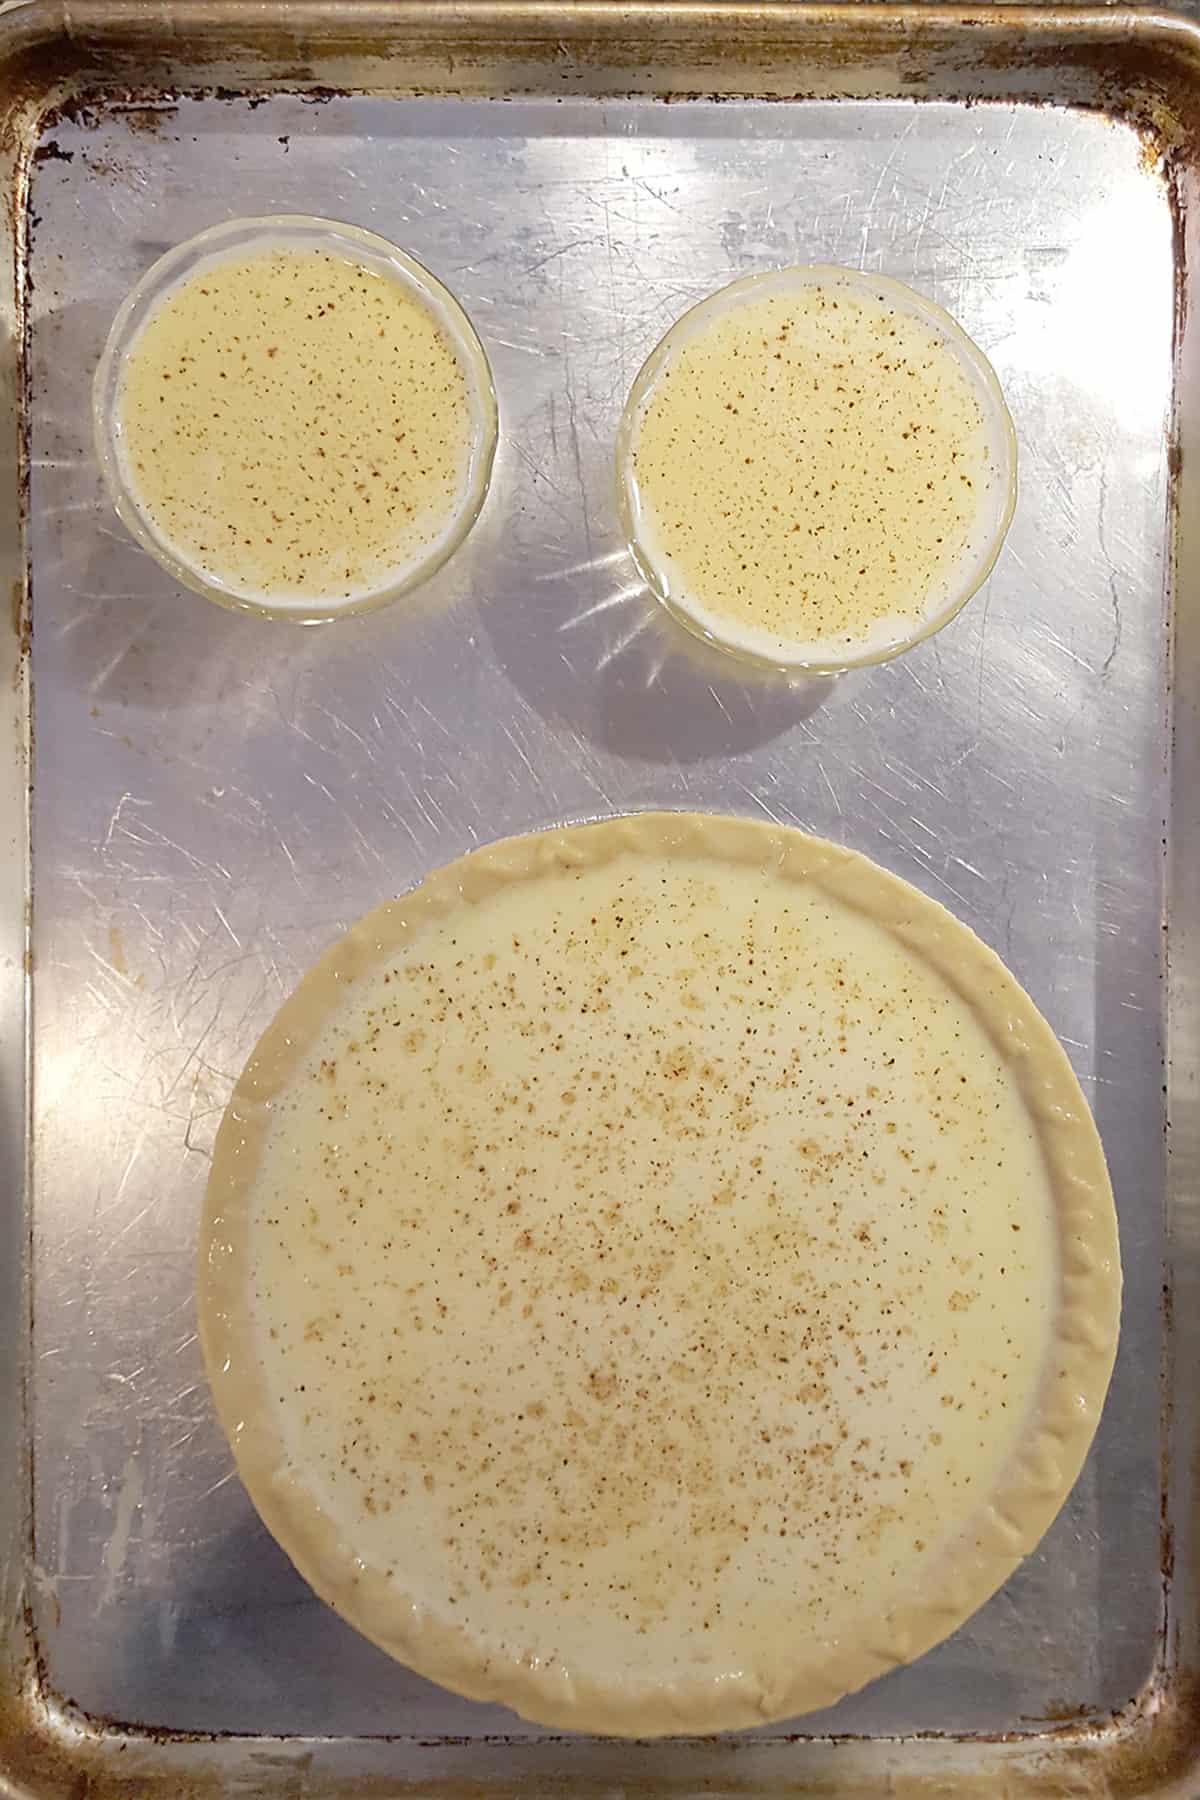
[25,91,1168,1749]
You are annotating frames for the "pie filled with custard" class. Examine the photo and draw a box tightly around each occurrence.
[198,813,1119,1735]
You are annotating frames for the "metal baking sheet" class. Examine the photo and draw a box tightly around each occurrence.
[2,2,1198,1793]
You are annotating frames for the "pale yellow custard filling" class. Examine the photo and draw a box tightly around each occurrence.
[247,850,1054,1684]
[625,273,1012,664]
[115,243,475,607]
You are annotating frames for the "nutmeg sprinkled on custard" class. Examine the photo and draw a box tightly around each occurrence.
[115,245,474,604]
[247,850,1053,1684]
[627,278,1006,660]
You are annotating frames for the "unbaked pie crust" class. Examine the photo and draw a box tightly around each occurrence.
[197,812,1120,1736]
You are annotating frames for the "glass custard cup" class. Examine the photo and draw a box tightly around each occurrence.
[93,215,498,623]
[616,264,1017,675]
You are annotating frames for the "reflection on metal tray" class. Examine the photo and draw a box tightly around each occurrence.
[0,2,1196,1793]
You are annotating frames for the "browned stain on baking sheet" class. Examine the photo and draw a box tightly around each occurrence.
[8,575,28,680]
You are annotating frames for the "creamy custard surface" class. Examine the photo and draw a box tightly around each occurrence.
[115,243,475,607]
[246,851,1055,1681]
[625,274,1013,664]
